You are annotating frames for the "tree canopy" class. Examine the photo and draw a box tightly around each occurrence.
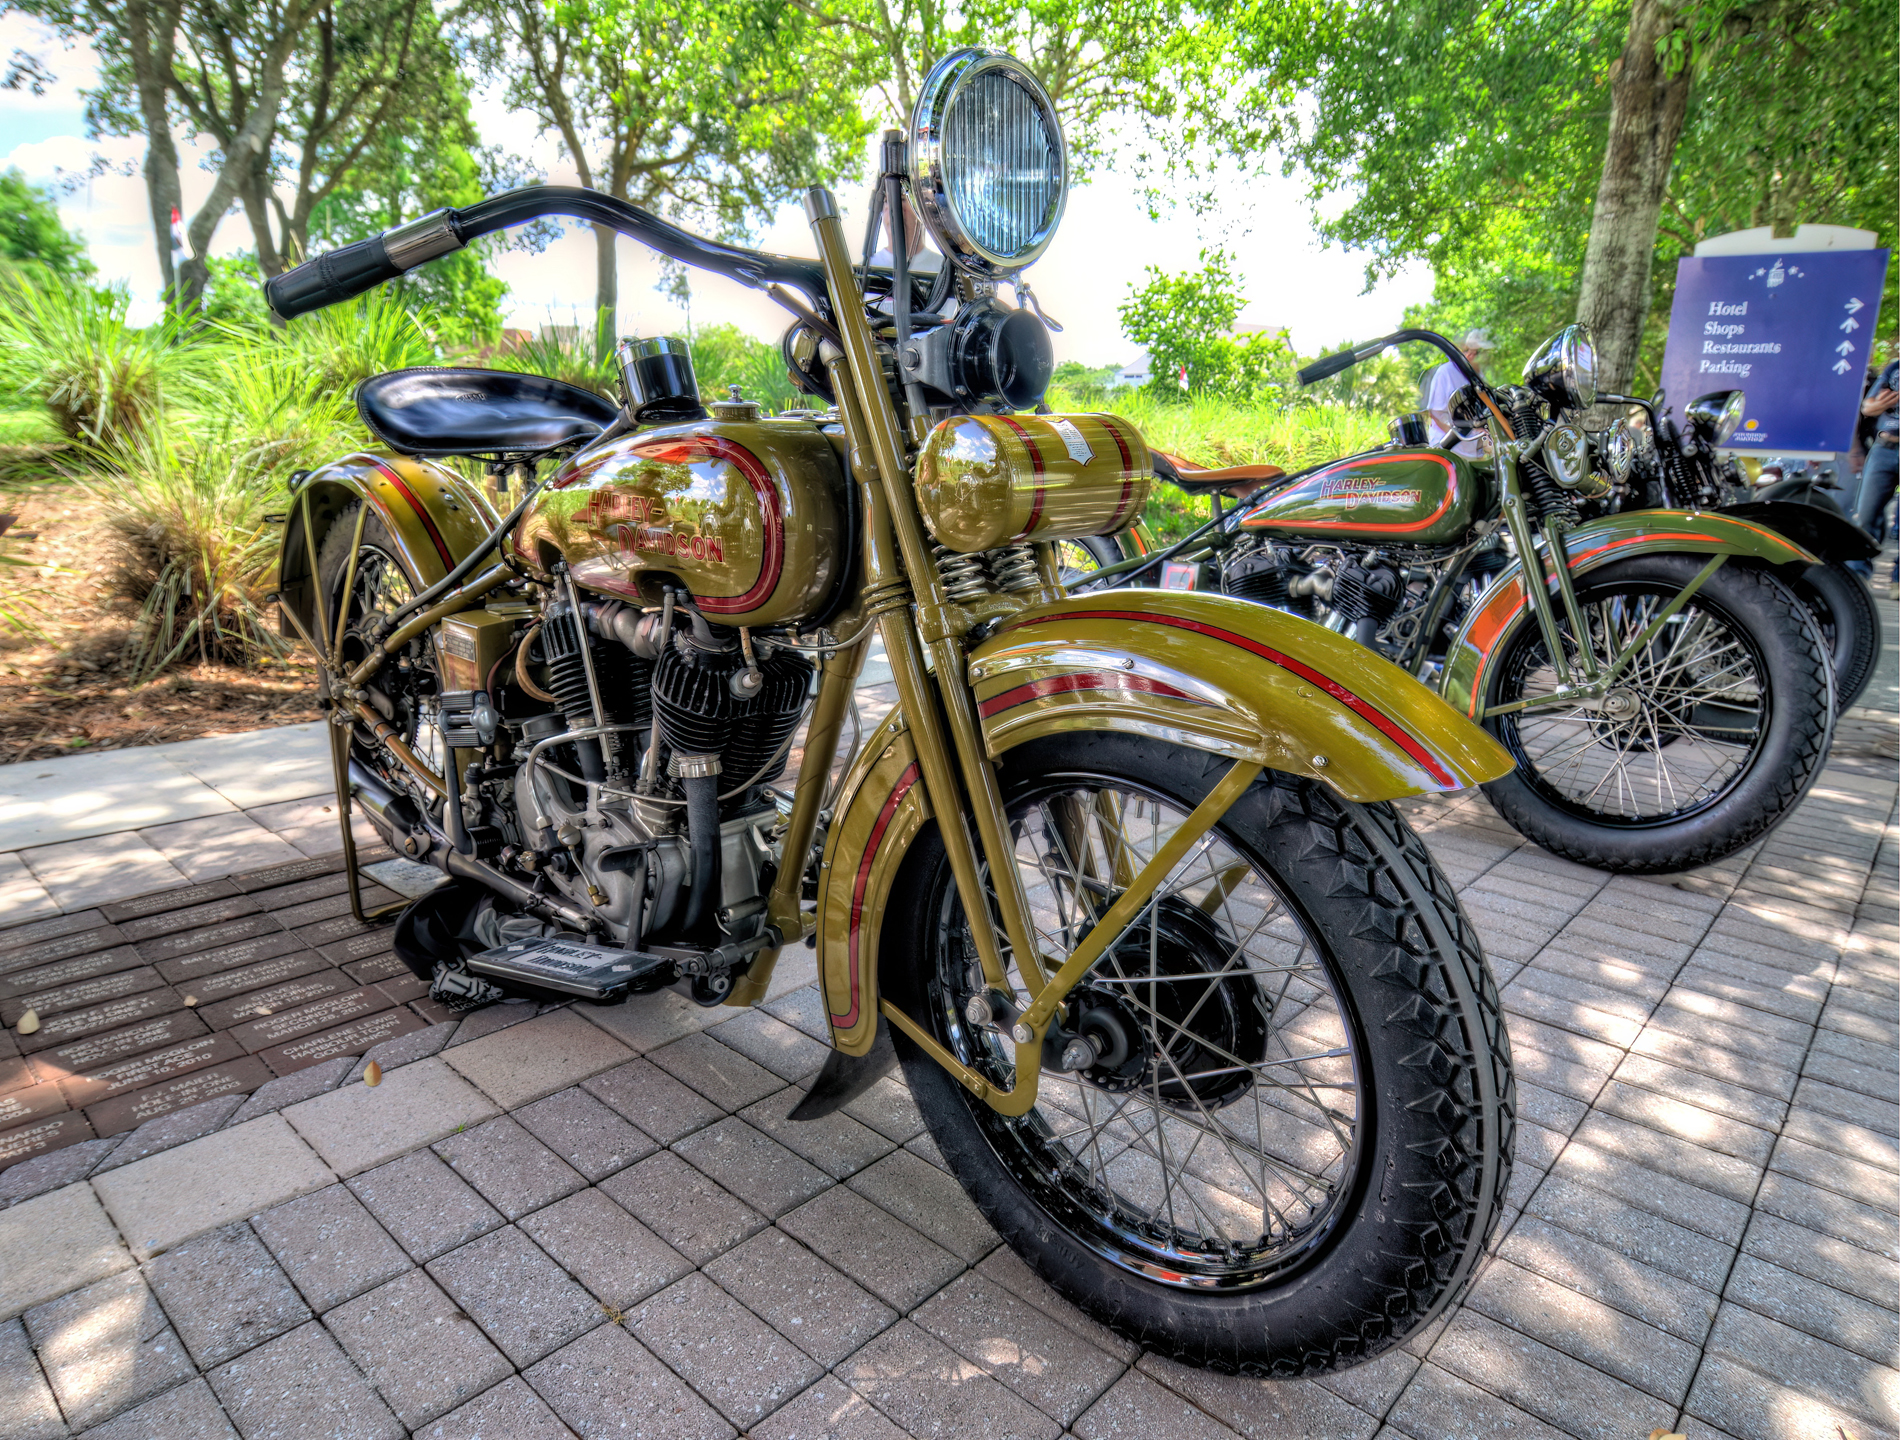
[0,168,93,278]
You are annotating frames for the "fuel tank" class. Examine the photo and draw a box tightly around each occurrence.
[513,416,848,627]
[1239,446,1475,546]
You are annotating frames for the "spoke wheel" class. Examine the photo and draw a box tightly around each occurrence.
[1482,553,1832,873]
[883,733,1514,1373]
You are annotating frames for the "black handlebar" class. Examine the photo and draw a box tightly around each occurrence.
[1296,327,1483,389]
[267,185,832,322]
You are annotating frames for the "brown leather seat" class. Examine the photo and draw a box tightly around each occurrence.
[1154,449,1286,498]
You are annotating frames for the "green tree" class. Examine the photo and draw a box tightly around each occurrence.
[688,322,801,411]
[1119,249,1297,401]
[459,0,874,357]
[1224,0,1897,393]
[0,168,93,278]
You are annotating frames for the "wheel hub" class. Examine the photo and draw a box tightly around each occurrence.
[1071,896,1269,1111]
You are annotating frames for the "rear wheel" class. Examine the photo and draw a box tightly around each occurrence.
[1792,561,1878,709]
[1481,554,1832,873]
[882,733,1513,1374]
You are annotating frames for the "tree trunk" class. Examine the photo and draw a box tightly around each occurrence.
[594,222,617,359]
[1575,0,1691,396]
[126,0,185,301]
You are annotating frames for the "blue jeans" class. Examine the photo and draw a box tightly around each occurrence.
[1848,441,1898,577]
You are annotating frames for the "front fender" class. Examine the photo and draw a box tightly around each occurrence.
[813,589,1512,1054]
[1441,508,1819,718]
[278,450,500,644]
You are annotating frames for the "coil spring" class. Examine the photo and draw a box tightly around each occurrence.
[987,543,1041,593]
[934,547,992,603]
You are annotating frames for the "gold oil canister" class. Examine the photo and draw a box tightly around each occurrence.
[436,610,518,693]
[914,413,1153,554]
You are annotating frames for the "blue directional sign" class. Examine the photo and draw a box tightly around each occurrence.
[1659,249,1891,453]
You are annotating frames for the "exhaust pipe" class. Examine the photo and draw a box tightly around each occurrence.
[348,759,425,850]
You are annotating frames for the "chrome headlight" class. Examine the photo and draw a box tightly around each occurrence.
[1687,389,1747,446]
[1523,323,1598,411]
[911,48,1068,274]
[1604,420,1637,482]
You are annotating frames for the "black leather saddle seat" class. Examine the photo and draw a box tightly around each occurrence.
[356,366,620,458]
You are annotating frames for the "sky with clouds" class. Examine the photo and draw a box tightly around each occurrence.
[0,12,1436,364]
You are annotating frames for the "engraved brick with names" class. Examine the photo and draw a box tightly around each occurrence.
[0,947,147,1001]
[118,894,263,942]
[31,1011,210,1082]
[257,1008,424,1075]
[296,915,381,947]
[318,931,396,965]
[99,878,240,923]
[198,970,352,1031]
[232,854,347,892]
[0,926,128,976]
[271,892,390,929]
[342,952,410,984]
[16,990,186,1054]
[231,987,392,1052]
[251,872,354,910]
[154,930,306,984]
[135,915,284,964]
[59,1032,244,1107]
[375,975,428,1006]
[0,1113,93,1171]
[0,910,107,953]
[178,951,333,1007]
[85,1056,272,1137]
[0,967,164,1027]
[0,1080,69,1129]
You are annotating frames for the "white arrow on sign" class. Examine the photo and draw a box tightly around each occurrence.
[1834,358,1854,374]
[1836,340,1856,356]
[1842,317,1861,333]
[1845,297,1866,313]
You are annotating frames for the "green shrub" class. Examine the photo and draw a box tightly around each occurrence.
[280,289,438,393]
[688,323,800,412]
[0,273,192,444]
[485,320,615,398]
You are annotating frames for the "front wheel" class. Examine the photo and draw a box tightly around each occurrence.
[881,733,1514,1375]
[1480,553,1833,874]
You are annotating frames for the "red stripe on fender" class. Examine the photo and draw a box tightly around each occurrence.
[998,416,1046,538]
[630,436,783,614]
[369,460,455,572]
[977,670,1210,718]
[833,761,922,1031]
[1012,610,1457,788]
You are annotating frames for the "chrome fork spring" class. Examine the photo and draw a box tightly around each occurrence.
[986,543,1041,594]
[935,546,994,603]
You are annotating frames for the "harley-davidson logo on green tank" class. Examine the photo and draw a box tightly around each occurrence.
[1241,448,1475,546]
[512,417,848,626]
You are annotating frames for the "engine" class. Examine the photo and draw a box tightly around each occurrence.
[388,580,812,1002]
[1220,542,1405,649]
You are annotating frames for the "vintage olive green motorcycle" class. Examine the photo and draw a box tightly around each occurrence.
[265,49,1516,1374]
[1085,326,1835,875]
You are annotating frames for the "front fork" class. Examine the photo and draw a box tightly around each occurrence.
[1485,446,1725,720]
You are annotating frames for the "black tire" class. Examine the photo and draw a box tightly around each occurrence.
[315,504,433,784]
[1481,554,1833,874]
[881,732,1514,1375]
[1055,535,1125,586]
[1793,561,1879,710]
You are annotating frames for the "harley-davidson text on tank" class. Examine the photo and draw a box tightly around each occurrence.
[1241,449,1475,546]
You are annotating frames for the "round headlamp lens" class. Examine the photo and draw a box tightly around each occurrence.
[1716,390,1746,444]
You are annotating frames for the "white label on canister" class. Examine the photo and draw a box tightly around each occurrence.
[1049,418,1094,465]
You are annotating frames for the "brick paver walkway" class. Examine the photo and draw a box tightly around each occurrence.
[0,611,1893,1438]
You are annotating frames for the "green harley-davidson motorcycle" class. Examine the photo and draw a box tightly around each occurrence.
[263,50,1517,1375]
[1085,326,1835,875]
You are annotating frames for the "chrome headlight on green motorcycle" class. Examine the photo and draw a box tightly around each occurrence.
[1604,419,1638,481]
[911,48,1068,274]
[1687,389,1747,446]
[1523,323,1598,411]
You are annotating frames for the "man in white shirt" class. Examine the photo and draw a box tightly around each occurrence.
[1424,329,1493,456]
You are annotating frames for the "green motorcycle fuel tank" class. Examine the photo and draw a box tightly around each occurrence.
[1239,447,1478,546]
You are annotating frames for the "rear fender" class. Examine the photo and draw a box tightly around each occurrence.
[1719,500,1877,563]
[278,450,500,644]
[813,589,1512,1054]
[1441,508,1819,718]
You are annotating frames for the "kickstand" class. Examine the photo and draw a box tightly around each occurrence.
[329,715,407,926]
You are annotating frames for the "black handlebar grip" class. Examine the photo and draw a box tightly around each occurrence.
[265,236,402,321]
[1297,350,1359,386]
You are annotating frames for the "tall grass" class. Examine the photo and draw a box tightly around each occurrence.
[486,322,616,398]
[0,275,193,445]
[85,413,290,681]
